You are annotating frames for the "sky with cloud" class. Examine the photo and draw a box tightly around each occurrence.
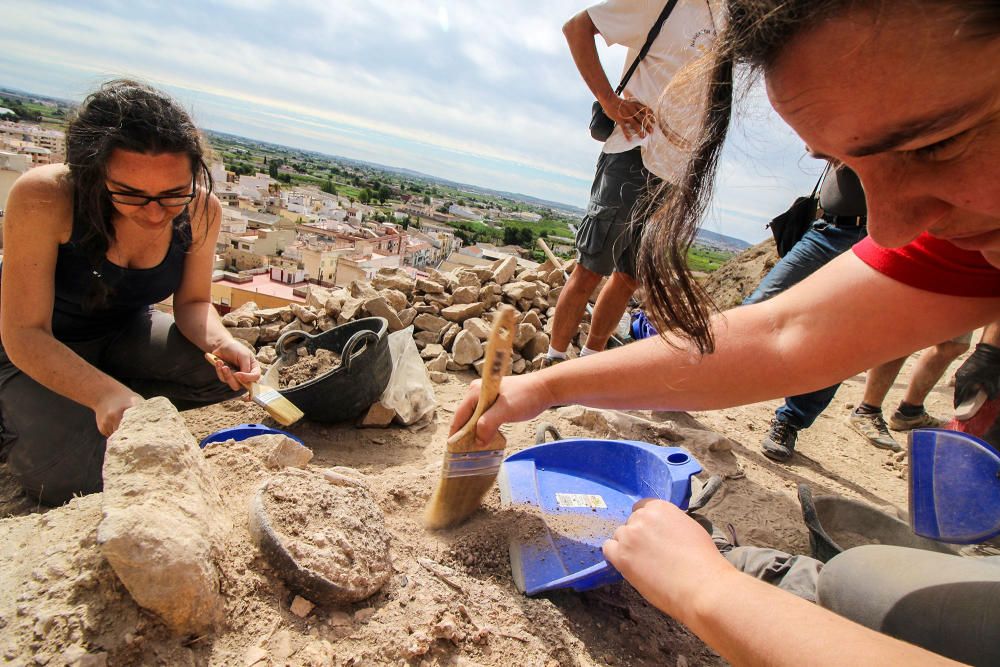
[1,0,826,243]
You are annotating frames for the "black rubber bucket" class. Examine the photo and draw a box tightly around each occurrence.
[797,484,959,562]
[263,317,392,423]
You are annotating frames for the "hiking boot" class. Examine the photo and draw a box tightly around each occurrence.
[846,411,901,451]
[761,418,799,462]
[538,356,565,369]
[888,409,943,431]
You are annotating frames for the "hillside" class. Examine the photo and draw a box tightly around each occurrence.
[702,238,780,309]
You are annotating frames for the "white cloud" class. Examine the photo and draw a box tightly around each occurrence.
[1,1,818,240]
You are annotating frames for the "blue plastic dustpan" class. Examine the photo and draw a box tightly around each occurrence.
[498,438,701,595]
[199,423,304,449]
[909,428,1000,544]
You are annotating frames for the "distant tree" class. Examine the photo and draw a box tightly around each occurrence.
[377,185,390,204]
[519,227,535,246]
[422,194,431,205]
[503,226,518,246]
[268,161,279,179]
[321,179,336,195]
[457,199,466,207]
[401,215,411,230]
[359,189,371,205]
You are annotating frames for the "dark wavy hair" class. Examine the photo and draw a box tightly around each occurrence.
[636,0,1000,354]
[65,79,214,309]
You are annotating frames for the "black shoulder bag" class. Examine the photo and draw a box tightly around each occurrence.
[589,0,679,142]
[767,163,831,257]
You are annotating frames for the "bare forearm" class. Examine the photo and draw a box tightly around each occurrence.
[683,570,957,666]
[542,294,997,414]
[173,301,232,352]
[2,329,129,412]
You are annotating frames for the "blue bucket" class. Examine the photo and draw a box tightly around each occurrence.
[498,438,701,595]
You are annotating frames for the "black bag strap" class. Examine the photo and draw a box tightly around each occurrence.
[810,162,832,199]
[614,0,680,95]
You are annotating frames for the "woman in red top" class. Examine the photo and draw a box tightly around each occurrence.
[453,2,1000,664]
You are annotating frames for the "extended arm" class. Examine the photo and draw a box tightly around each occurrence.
[171,195,260,390]
[453,252,1000,444]
[563,9,653,140]
[0,169,142,435]
[603,500,959,666]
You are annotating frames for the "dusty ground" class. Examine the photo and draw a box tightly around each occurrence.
[0,341,975,667]
[0,229,981,666]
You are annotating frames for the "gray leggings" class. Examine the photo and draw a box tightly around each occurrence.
[727,543,1000,665]
[0,309,241,505]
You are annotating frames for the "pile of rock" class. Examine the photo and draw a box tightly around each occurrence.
[221,255,592,379]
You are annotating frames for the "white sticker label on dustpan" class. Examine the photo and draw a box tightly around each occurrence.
[555,493,607,509]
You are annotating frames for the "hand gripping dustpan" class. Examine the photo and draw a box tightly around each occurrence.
[497,430,702,596]
[909,428,1000,543]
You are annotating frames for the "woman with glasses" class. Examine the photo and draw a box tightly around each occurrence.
[453,1,1000,663]
[0,79,260,505]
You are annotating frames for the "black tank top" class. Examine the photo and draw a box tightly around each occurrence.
[48,212,193,341]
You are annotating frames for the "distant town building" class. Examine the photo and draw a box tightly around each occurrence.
[448,204,482,221]
[508,211,543,222]
[0,151,31,211]
[0,121,65,165]
[0,152,32,247]
[211,271,306,311]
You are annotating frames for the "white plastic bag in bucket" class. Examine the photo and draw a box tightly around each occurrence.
[378,326,437,425]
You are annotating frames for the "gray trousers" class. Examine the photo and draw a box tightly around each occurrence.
[724,541,1000,665]
[0,309,240,506]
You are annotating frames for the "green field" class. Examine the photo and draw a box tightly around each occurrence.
[687,245,734,273]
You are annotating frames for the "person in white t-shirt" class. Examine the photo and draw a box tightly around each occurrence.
[542,0,721,368]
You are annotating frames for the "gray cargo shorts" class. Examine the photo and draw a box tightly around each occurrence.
[576,147,662,278]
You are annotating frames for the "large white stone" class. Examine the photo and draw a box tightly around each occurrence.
[363,296,404,331]
[492,256,517,285]
[441,302,485,323]
[452,330,484,365]
[413,313,448,333]
[462,317,491,340]
[97,398,225,636]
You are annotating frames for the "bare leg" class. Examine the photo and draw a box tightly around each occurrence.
[549,263,603,354]
[849,357,908,450]
[901,340,970,406]
[861,357,908,408]
[585,271,637,351]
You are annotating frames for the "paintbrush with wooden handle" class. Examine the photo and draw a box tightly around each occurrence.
[205,352,304,426]
[424,305,516,529]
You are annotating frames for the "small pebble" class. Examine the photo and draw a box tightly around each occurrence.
[290,595,315,618]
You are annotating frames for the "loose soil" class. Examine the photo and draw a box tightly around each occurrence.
[278,349,342,389]
[0,343,982,666]
[255,467,392,601]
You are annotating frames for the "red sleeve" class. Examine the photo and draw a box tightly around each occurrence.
[853,233,1000,297]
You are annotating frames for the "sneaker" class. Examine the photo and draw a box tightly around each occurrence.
[888,409,943,431]
[846,411,901,451]
[538,356,565,369]
[761,418,799,461]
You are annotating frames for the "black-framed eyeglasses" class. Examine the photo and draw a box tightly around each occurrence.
[106,181,196,208]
